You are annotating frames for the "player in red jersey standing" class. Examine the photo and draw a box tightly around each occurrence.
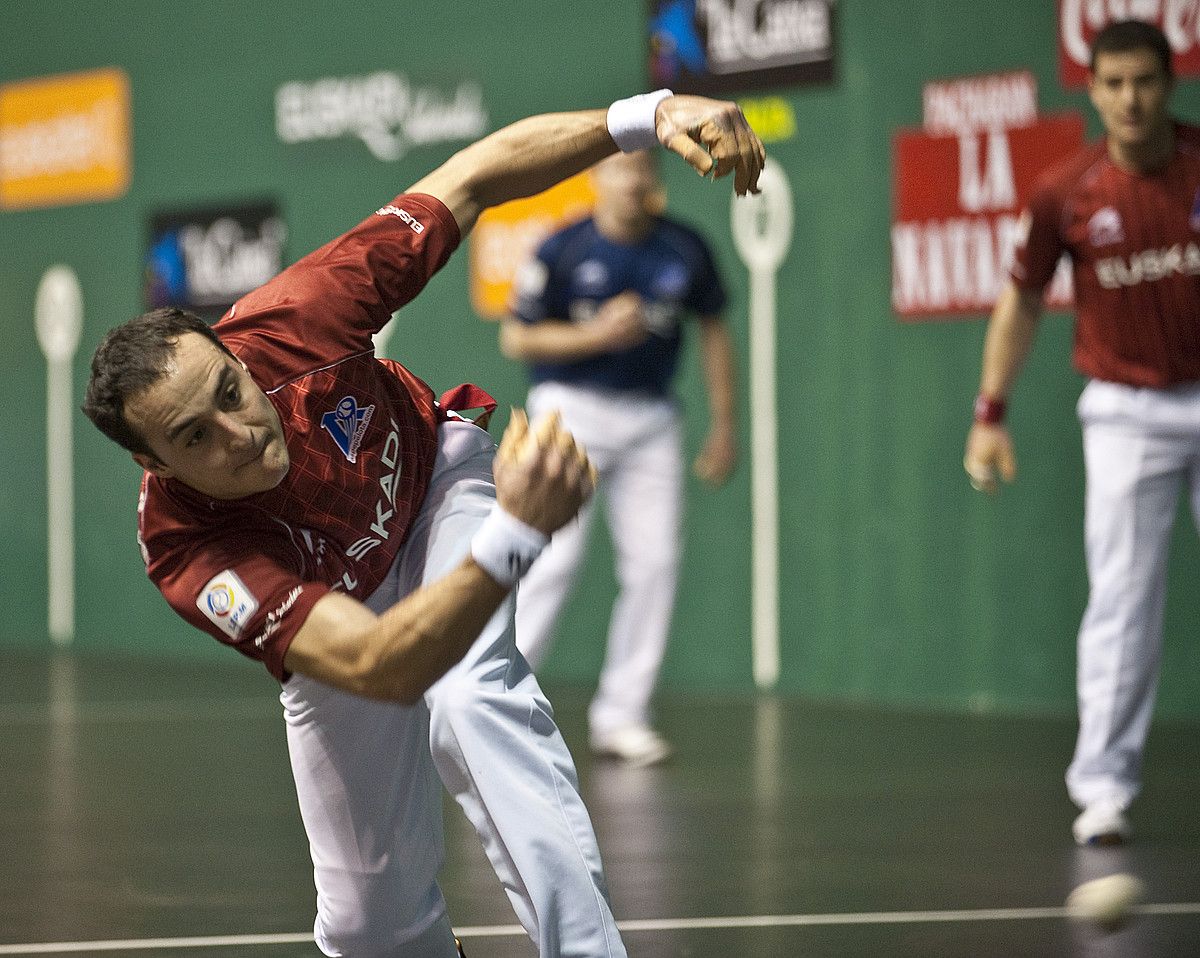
[964,20,1200,847]
[83,93,764,958]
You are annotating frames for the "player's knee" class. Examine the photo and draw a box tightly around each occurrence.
[426,677,482,742]
[427,671,546,763]
[314,868,443,957]
[314,894,395,957]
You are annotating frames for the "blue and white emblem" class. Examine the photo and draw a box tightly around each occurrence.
[651,262,688,299]
[1190,189,1200,231]
[321,395,374,463]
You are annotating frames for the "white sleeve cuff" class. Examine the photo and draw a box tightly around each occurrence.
[606,89,673,153]
[470,505,549,589]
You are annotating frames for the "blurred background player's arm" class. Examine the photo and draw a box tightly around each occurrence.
[964,279,1045,494]
[407,95,764,236]
[694,314,737,486]
[500,291,649,362]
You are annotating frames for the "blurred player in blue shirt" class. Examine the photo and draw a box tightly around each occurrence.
[502,150,737,765]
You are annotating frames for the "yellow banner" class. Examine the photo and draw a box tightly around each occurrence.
[468,171,596,320]
[1,68,131,210]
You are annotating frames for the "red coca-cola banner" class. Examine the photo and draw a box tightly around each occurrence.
[892,113,1085,319]
[1059,0,1200,88]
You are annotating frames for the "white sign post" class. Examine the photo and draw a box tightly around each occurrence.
[35,265,84,647]
[731,160,793,689]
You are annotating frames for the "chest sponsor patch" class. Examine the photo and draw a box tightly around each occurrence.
[197,569,259,640]
[321,395,374,463]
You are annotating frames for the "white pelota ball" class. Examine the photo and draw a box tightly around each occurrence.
[1066,873,1145,932]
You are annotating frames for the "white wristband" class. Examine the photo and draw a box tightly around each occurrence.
[606,89,673,153]
[470,505,550,589]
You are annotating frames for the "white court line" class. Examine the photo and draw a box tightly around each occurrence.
[2,904,1198,954]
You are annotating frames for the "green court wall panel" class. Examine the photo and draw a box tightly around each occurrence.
[2,0,1198,720]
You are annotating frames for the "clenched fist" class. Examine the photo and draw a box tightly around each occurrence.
[494,409,596,534]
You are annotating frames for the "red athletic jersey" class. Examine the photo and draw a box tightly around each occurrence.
[1012,122,1200,387]
[138,193,462,680]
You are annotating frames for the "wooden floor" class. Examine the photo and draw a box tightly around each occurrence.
[1,648,1197,957]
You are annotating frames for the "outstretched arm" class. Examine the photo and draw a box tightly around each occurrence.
[409,94,765,235]
[963,280,1044,494]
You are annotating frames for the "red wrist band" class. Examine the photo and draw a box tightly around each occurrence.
[974,394,1007,425]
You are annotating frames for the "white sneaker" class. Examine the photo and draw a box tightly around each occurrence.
[589,725,673,767]
[1073,799,1132,846]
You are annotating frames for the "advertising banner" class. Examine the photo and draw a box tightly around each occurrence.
[1058,0,1200,88]
[648,0,836,94]
[892,72,1084,319]
[0,68,131,210]
[145,202,286,319]
[469,172,597,320]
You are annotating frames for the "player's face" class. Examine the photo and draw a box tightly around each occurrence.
[593,152,663,222]
[1089,48,1173,150]
[124,332,290,499]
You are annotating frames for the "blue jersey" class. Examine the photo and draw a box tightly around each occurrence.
[511,216,727,396]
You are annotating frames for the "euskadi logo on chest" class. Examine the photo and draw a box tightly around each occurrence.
[321,395,375,463]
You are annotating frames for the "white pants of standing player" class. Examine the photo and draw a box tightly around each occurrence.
[516,381,683,738]
[1066,379,1200,810]
[282,418,626,958]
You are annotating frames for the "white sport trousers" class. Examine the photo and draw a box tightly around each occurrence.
[515,381,684,736]
[281,419,626,958]
[1067,379,1200,810]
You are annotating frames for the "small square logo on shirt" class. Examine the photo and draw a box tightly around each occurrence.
[1088,207,1124,247]
[321,395,375,463]
[197,569,259,640]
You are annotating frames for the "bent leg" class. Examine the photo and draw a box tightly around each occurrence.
[281,675,457,958]
[413,421,627,958]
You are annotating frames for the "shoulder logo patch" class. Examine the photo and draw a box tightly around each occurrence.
[197,570,259,640]
[321,395,375,463]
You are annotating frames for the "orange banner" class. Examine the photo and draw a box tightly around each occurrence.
[1,68,131,210]
[468,172,596,319]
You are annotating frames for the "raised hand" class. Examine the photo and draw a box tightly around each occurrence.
[655,94,766,196]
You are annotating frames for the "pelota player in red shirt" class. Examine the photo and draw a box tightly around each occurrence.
[83,93,764,958]
[964,21,1200,848]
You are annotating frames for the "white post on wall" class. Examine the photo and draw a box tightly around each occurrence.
[35,265,84,647]
[730,160,793,689]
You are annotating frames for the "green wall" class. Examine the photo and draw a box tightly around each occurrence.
[2,1,1198,719]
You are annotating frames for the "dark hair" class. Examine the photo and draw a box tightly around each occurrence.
[1090,19,1173,78]
[82,307,230,456]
